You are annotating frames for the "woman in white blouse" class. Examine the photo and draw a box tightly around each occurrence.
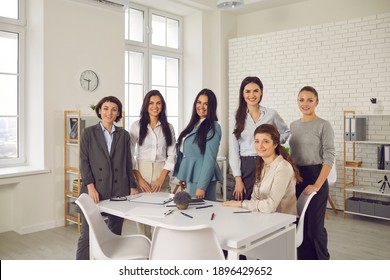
[223,124,301,215]
[130,90,176,193]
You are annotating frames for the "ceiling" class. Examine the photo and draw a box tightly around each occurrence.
[129,0,308,15]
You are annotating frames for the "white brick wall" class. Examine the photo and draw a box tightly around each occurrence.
[228,13,390,210]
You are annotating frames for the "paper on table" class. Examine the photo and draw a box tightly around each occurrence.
[129,193,173,205]
[126,206,170,218]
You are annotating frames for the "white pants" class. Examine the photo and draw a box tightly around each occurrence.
[136,160,170,239]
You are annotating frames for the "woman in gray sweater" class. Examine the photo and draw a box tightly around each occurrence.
[289,86,335,260]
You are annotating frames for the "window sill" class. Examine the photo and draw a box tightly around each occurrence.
[0,166,51,180]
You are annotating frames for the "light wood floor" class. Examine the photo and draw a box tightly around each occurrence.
[0,211,389,260]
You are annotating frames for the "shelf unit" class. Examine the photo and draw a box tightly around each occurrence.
[343,111,390,220]
[64,110,82,231]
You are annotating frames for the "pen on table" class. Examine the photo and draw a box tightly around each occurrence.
[211,213,215,220]
[233,210,252,214]
[164,209,174,216]
[195,204,213,209]
[180,212,193,219]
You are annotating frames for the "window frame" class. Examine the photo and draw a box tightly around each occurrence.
[125,3,183,134]
[0,0,26,167]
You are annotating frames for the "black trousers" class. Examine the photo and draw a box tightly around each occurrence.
[231,156,259,200]
[296,164,330,260]
[76,211,124,260]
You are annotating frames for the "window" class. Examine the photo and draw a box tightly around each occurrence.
[125,4,182,135]
[0,0,24,165]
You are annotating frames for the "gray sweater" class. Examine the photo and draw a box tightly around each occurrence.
[289,117,335,167]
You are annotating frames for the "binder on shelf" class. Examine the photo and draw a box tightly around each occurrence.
[345,117,351,141]
[350,117,366,141]
[385,145,390,170]
[377,145,385,170]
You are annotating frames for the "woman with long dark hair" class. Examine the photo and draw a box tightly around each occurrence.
[229,76,290,201]
[175,88,223,201]
[130,90,176,193]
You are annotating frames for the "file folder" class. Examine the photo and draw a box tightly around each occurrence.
[350,117,366,141]
[378,145,385,170]
[345,117,351,141]
[385,145,390,170]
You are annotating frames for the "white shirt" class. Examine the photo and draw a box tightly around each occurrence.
[99,122,115,154]
[130,120,176,171]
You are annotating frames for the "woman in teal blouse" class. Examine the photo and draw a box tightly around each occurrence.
[175,89,223,201]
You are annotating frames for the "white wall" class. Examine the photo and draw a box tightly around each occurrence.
[0,0,125,234]
[229,11,390,210]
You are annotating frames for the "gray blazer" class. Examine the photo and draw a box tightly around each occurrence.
[79,123,136,200]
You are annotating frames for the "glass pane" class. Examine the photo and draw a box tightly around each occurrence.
[125,51,129,83]
[152,14,166,47]
[166,57,178,87]
[0,75,18,115]
[128,84,144,116]
[166,88,178,116]
[167,117,178,138]
[0,31,18,74]
[151,55,166,86]
[0,117,18,159]
[167,18,179,49]
[129,51,143,83]
[129,8,144,42]
[0,0,18,19]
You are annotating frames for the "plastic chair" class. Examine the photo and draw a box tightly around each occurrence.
[149,224,225,260]
[75,193,151,260]
[326,161,338,218]
[296,191,317,248]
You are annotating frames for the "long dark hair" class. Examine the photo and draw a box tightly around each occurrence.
[233,76,263,140]
[177,88,218,154]
[95,96,123,123]
[138,90,172,146]
[254,124,302,184]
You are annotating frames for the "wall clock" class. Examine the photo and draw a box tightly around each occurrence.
[80,70,99,92]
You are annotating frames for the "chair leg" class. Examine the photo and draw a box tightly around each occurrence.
[172,184,180,194]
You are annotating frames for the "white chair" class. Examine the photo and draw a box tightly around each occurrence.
[149,224,225,260]
[75,193,151,260]
[296,191,317,248]
[327,161,338,217]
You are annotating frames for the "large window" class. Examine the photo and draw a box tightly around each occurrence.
[0,0,24,165]
[125,4,182,135]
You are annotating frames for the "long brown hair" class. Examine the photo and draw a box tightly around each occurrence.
[254,124,302,184]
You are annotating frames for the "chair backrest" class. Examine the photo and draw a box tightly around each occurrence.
[149,224,225,260]
[75,193,116,257]
[327,160,337,187]
[296,191,317,248]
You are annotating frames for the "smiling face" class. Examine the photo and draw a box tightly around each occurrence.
[99,101,119,126]
[297,90,318,117]
[243,82,262,107]
[196,94,208,119]
[148,95,163,118]
[254,132,277,160]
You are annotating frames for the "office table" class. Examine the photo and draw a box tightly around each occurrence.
[98,193,296,260]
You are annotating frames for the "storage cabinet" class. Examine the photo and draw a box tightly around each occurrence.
[343,111,390,220]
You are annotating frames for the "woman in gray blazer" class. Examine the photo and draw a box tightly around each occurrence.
[175,89,223,201]
[76,96,138,260]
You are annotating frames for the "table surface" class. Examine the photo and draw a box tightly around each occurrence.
[99,192,296,250]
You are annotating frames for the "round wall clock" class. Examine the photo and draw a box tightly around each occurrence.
[80,70,99,92]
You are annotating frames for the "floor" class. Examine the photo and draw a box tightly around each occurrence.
[0,210,389,260]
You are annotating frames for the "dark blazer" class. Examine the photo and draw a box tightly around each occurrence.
[79,123,136,200]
